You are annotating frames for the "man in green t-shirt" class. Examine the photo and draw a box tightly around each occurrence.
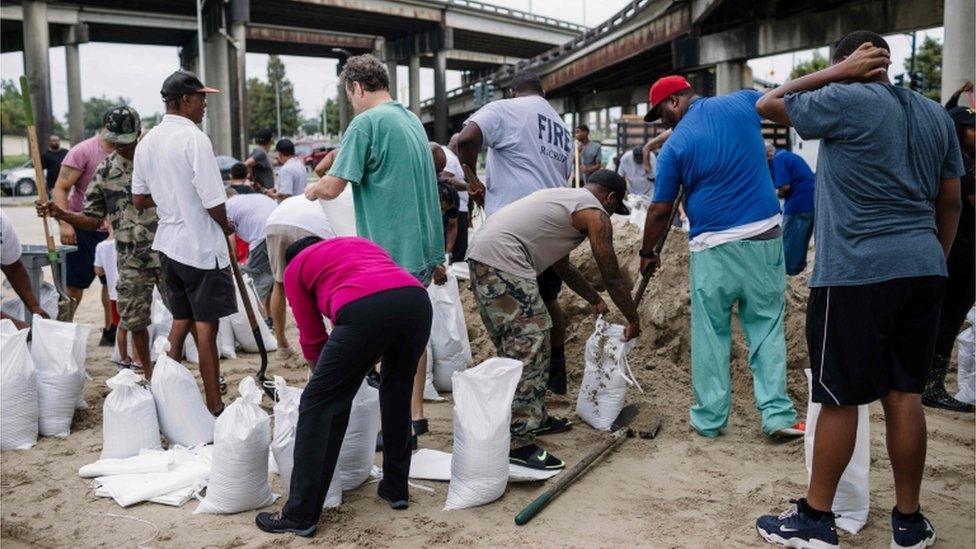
[305,53,445,446]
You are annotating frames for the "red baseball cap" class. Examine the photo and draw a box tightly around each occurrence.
[644,75,692,122]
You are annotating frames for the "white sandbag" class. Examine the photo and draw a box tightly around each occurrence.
[448,262,470,281]
[94,482,203,507]
[218,316,237,359]
[92,448,212,508]
[195,377,276,514]
[955,307,975,405]
[444,357,523,511]
[229,274,277,353]
[804,369,870,534]
[322,380,381,508]
[101,369,162,459]
[428,273,472,391]
[0,320,39,450]
[317,186,357,237]
[30,315,90,437]
[0,280,58,321]
[410,449,559,483]
[423,342,443,401]
[576,317,642,431]
[150,337,214,447]
[270,376,303,496]
[80,451,174,478]
[147,289,204,362]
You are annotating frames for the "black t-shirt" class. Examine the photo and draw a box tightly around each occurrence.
[955,154,975,251]
[249,147,275,189]
[439,180,459,228]
[40,148,68,189]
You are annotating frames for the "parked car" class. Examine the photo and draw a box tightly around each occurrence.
[295,141,335,171]
[215,155,241,182]
[0,161,37,197]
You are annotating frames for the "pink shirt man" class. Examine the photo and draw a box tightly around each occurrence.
[284,237,423,362]
[62,135,113,213]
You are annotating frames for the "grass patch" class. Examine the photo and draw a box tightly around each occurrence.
[1,154,29,171]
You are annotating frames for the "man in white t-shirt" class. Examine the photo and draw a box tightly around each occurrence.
[265,195,337,357]
[457,70,576,401]
[618,146,655,200]
[0,211,47,328]
[132,70,236,416]
[441,134,470,263]
[226,191,279,316]
[270,138,307,202]
[93,238,131,365]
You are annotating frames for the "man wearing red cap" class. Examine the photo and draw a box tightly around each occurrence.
[638,75,802,440]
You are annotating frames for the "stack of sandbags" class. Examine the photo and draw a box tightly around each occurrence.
[31,315,91,437]
[82,447,212,508]
[150,337,215,447]
[101,369,161,459]
[428,273,472,392]
[0,319,39,450]
[149,289,236,362]
[0,280,58,321]
[576,316,643,431]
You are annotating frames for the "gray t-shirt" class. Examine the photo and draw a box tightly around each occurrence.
[467,187,604,278]
[618,150,654,198]
[786,82,965,287]
[276,157,307,196]
[580,141,602,182]
[249,147,274,189]
[465,96,573,216]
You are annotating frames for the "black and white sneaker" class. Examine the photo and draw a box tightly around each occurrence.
[377,480,409,510]
[891,506,936,548]
[756,499,839,549]
[254,511,316,537]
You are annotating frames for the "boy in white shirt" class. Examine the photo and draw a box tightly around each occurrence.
[93,237,130,367]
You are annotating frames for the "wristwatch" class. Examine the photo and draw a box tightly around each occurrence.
[638,249,659,259]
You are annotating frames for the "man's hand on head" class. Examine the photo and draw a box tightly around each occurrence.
[836,42,891,82]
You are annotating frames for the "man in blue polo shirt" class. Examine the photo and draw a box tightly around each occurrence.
[766,144,816,275]
[638,75,802,439]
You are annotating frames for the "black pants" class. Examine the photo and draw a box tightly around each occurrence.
[451,211,469,263]
[935,242,976,357]
[282,287,432,526]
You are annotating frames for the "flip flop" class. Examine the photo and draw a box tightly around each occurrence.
[529,416,573,437]
[509,445,565,470]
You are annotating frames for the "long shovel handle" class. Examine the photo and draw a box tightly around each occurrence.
[19,76,57,261]
[633,188,684,308]
[225,236,273,398]
[515,428,629,526]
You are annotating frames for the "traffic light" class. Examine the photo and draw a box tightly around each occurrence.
[910,71,925,91]
[894,73,906,87]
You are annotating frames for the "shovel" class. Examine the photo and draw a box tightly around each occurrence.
[19,76,75,320]
[224,236,274,400]
[632,187,684,308]
[515,403,640,526]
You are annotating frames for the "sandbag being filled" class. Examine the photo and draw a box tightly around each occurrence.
[445,357,523,511]
[427,273,472,391]
[195,377,276,514]
[31,315,90,437]
[101,369,162,459]
[324,380,381,508]
[270,376,302,496]
[150,337,214,447]
[576,317,642,431]
[0,319,39,450]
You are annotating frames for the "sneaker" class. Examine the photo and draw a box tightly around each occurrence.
[756,499,839,549]
[377,480,408,510]
[254,511,316,537]
[528,416,573,437]
[891,506,936,548]
[99,326,117,347]
[509,444,565,470]
[772,422,807,439]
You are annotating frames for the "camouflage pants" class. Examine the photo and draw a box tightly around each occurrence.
[468,260,552,449]
[117,264,165,332]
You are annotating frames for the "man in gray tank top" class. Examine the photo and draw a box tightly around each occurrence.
[467,170,641,470]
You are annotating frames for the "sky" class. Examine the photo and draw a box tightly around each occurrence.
[0,0,944,123]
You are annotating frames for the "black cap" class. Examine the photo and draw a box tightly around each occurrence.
[160,70,219,102]
[587,169,630,215]
[256,128,274,143]
[949,106,975,126]
[275,138,295,155]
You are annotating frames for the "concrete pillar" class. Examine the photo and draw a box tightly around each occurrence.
[230,21,247,158]
[941,0,975,103]
[22,0,53,146]
[63,24,88,145]
[408,54,421,116]
[433,49,448,143]
[715,60,744,95]
[621,104,636,115]
[204,34,232,155]
[386,61,398,101]
[337,83,350,134]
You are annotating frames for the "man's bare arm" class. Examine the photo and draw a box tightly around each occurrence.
[577,210,639,325]
[313,149,339,178]
[457,123,485,205]
[639,200,675,274]
[552,255,602,306]
[207,203,235,235]
[305,175,348,201]
[444,217,458,254]
[132,194,156,210]
[0,260,46,318]
[51,165,83,244]
[935,177,962,257]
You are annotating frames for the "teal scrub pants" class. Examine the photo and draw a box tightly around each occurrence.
[689,237,798,437]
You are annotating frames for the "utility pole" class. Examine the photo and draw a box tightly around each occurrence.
[274,79,281,138]
[909,31,917,90]
[196,0,207,131]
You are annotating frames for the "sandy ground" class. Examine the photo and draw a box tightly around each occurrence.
[2,202,974,548]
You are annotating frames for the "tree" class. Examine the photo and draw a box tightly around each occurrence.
[789,52,829,80]
[904,36,941,101]
[246,55,301,139]
[83,95,130,136]
[0,79,27,133]
[323,98,339,136]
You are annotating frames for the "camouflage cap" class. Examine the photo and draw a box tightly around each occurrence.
[102,106,141,145]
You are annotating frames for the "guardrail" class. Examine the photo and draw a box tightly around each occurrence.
[423,0,657,109]
[445,0,587,32]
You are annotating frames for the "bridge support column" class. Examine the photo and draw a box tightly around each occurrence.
[715,60,744,95]
[386,61,398,101]
[23,0,53,147]
[408,54,421,116]
[434,49,448,143]
[941,0,975,103]
[204,34,233,155]
[229,21,247,159]
[338,83,350,134]
[64,24,88,146]
[621,104,636,116]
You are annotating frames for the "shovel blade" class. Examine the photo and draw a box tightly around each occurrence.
[610,403,639,432]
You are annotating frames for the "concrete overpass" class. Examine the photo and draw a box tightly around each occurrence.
[420,0,971,136]
[1,0,584,156]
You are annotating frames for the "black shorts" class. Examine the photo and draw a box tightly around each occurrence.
[65,228,108,288]
[536,266,563,302]
[159,254,238,322]
[807,276,945,406]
